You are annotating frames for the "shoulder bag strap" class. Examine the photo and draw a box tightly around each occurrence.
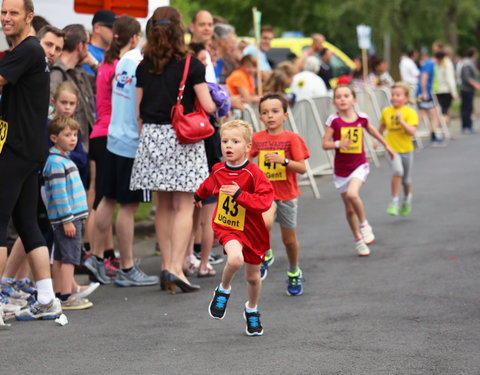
[176,55,191,105]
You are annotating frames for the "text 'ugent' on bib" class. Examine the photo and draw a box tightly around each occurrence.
[214,192,246,231]
[259,150,287,181]
[340,127,363,154]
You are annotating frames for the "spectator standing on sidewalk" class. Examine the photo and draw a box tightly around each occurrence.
[294,33,325,72]
[243,25,274,81]
[189,9,216,83]
[433,49,458,131]
[43,116,93,310]
[459,47,480,134]
[399,50,420,103]
[82,9,117,76]
[318,48,333,91]
[50,24,96,152]
[84,18,158,287]
[86,15,142,278]
[416,48,441,144]
[0,0,61,320]
[129,6,216,293]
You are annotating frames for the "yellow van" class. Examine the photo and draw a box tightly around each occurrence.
[267,37,355,87]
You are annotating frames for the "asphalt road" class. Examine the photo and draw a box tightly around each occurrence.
[2,130,480,375]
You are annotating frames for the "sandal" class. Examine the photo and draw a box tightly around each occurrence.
[198,264,216,278]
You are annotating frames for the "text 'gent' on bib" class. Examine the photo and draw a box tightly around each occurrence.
[214,191,246,231]
[259,150,287,181]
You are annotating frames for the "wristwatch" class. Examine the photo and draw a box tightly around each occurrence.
[282,158,290,167]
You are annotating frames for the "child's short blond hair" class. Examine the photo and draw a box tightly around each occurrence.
[220,120,253,143]
[48,115,80,136]
[392,81,415,104]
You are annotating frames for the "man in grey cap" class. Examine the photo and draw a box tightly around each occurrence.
[83,9,116,75]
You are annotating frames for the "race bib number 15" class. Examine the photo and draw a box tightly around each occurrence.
[259,150,287,181]
[0,120,8,154]
[214,192,246,231]
[340,126,363,154]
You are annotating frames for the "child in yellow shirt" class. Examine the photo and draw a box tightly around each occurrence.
[379,82,418,216]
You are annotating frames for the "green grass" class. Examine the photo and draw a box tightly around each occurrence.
[111,202,153,222]
[135,202,154,222]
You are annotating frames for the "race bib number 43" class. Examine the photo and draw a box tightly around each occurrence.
[0,120,8,154]
[259,150,287,181]
[340,126,363,154]
[214,192,246,231]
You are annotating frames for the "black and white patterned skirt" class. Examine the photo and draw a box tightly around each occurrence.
[129,123,209,192]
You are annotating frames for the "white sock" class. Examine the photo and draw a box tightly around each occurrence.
[36,278,55,305]
[218,284,231,294]
[391,196,399,203]
[360,220,369,227]
[245,302,258,313]
[405,193,412,202]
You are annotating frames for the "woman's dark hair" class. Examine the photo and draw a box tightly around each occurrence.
[142,6,188,74]
[104,15,141,65]
[188,42,206,56]
[259,93,288,113]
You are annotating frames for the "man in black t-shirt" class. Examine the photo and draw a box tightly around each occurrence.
[0,0,61,320]
[318,48,333,90]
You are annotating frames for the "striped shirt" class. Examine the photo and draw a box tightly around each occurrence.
[42,147,88,224]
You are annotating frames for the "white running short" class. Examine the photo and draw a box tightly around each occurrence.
[333,163,370,194]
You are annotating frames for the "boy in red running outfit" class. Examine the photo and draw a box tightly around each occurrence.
[250,94,310,296]
[195,120,274,336]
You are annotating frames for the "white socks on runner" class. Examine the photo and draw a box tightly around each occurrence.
[36,278,55,304]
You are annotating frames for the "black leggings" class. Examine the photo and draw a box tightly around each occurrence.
[0,147,46,252]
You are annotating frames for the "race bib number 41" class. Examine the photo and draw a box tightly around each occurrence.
[0,120,8,154]
[340,126,363,154]
[214,192,246,231]
[259,150,287,181]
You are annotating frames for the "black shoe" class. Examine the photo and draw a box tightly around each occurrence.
[160,270,169,291]
[166,273,200,294]
[208,287,230,319]
[244,309,263,336]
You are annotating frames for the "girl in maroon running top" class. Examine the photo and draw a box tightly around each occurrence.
[322,85,393,257]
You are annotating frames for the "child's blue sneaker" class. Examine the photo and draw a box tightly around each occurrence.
[244,309,263,336]
[208,287,230,319]
[260,249,274,281]
[286,270,304,296]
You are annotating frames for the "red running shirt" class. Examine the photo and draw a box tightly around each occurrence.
[250,130,310,201]
[195,161,274,264]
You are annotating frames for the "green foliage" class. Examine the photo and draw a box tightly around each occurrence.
[167,0,480,57]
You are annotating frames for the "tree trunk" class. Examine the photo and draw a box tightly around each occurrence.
[444,4,458,54]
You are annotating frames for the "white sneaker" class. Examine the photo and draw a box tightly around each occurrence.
[15,298,62,321]
[360,224,375,245]
[0,292,21,316]
[355,240,371,257]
